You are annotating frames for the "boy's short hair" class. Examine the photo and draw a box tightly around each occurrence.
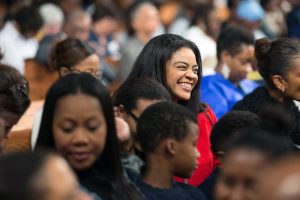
[113,77,171,111]
[137,102,197,154]
[210,111,260,155]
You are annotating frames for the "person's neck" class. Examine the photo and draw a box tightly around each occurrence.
[214,62,223,74]
[142,156,173,189]
[215,62,239,85]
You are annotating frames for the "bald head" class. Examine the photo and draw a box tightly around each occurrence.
[258,155,300,200]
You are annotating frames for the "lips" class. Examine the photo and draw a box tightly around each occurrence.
[70,152,90,161]
[178,82,193,91]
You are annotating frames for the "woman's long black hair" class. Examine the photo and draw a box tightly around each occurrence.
[35,73,142,200]
[127,34,204,114]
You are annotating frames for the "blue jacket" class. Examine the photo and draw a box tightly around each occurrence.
[201,73,259,119]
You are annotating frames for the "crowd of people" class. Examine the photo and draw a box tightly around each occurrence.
[0,0,300,200]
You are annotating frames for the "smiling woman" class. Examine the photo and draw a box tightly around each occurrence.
[125,34,217,185]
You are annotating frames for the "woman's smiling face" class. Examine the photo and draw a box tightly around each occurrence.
[166,47,199,101]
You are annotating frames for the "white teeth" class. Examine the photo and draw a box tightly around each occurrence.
[179,83,192,90]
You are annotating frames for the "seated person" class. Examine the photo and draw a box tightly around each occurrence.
[201,25,259,119]
[214,129,294,200]
[0,64,30,147]
[199,110,260,200]
[135,101,206,200]
[112,77,171,174]
[0,151,92,200]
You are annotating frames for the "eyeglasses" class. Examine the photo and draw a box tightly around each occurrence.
[125,109,139,122]
[70,67,102,78]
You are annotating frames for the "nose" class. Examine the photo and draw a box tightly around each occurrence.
[185,68,198,80]
[71,129,89,146]
[231,185,246,200]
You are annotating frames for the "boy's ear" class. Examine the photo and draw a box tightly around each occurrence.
[166,139,177,156]
[116,105,126,119]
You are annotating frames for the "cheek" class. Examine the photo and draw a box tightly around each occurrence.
[93,127,107,155]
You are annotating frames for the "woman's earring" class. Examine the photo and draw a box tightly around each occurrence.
[281,87,286,93]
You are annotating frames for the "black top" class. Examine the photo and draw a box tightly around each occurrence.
[233,86,300,145]
[198,167,220,200]
[135,178,206,200]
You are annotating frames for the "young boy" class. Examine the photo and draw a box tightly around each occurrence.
[113,77,171,174]
[135,101,206,200]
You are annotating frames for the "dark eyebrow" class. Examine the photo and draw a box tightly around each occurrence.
[174,61,188,66]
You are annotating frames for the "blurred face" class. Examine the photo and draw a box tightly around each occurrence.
[215,149,267,200]
[93,16,117,37]
[281,56,300,101]
[166,47,199,101]
[52,93,107,170]
[226,45,254,83]
[68,54,101,78]
[173,122,200,178]
[40,156,92,200]
[66,14,91,41]
[133,4,161,36]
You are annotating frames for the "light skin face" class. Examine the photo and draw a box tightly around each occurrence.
[215,149,267,200]
[223,44,254,84]
[277,56,300,101]
[133,3,161,37]
[52,93,107,170]
[37,156,92,200]
[166,47,199,101]
[172,122,200,178]
[60,54,101,78]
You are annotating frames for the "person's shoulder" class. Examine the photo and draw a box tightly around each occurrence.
[202,73,233,89]
[175,182,207,200]
[198,105,217,124]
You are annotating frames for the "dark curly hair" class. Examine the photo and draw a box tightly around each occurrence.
[137,101,197,154]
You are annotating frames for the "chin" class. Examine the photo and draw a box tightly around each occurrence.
[177,94,191,101]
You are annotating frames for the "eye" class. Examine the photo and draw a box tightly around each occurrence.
[87,125,99,132]
[176,65,187,70]
[193,67,198,74]
[86,120,100,132]
[223,176,236,188]
[61,126,74,133]
[59,122,75,133]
